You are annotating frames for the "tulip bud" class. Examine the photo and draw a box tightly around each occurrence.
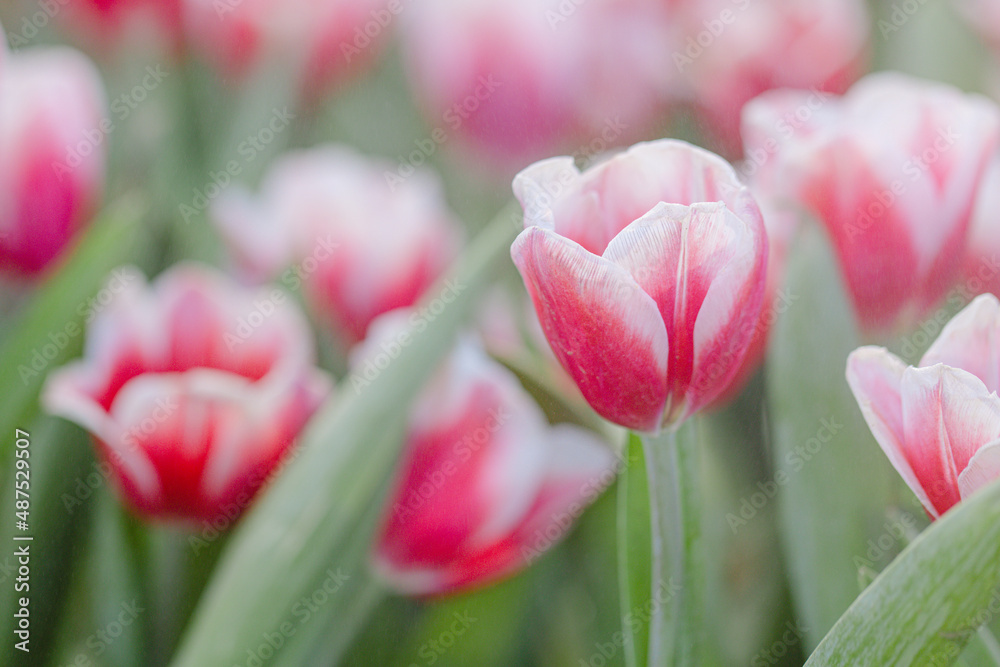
[42,264,332,523]
[211,145,465,344]
[0,47,107,276]
[744,72,1000,332]
[848,294,1000,519]
[369,331,616,596]
[511,139,768,432]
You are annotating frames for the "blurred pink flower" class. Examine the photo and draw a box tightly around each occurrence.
[211,145,464,345]
[847,294,1000,519]
[962,154,1000,298]
[673,0,869,156]
[511,139,768,432]
[43,264,331,523]
[56,0,182,54]
[398,0,674,173]
[182,0,388,96]
[744,72,1000,332]
[368,331,615,595]
[0,46,107,276]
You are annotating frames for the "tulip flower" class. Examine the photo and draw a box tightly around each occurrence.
[211,145,464,344]
[744,72,1000,332]
[42,264,331,522]
[182,0,388,96]
[847,294,1000,519]
[398,0,674,172]
[511,139,768,432]
[673,0,869,155]
[366,326,617,596]
[56,0,182,54]
[0,47,107,276]
[963,155,1000,298]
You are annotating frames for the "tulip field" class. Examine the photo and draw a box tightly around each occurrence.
[6,1,1000,666]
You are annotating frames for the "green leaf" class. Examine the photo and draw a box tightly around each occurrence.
[619,433,651,667]
[805,477,1000,665]
[169,204,520,667]
[0,196,148,466]
[766,224,898,648]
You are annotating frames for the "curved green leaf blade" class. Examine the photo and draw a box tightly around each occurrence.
[169,206,519,667]
[805,477,1000,665]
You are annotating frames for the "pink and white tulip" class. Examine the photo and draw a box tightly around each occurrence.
[511,139,768,432]
[42,264,331,523]
[368,329,616,595]
[962,154,1000,298]
[847,294,1000,518]
[182,0,387,96]
[211,145,464,344]
[673,0,869,155]
[398,0,674,172]
[0,47,107,276]
[744,72,1000,332]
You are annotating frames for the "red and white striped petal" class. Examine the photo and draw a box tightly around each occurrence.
[512,226,669,432]
[604,202,767,423]
[921,294,1000,394]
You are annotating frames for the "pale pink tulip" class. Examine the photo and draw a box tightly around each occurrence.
[744,72,1000,332]
[43,264,331,522]
[398,0,674,172]
[368,330,616,595]
[963,154,1000,298]
[0,47,107,275]
[847,294,1000,518]
[182,0,388,96]
[511,139,768,432]
[673,0,869,155]
[211,145,464,344]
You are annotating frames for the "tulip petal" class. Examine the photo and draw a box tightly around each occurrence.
[604,202,766,422]
[958,438,1000,501]
[921,293,1000,393]
[512,226,668,432]
[901,364,1000,516]
[846,347,933,514]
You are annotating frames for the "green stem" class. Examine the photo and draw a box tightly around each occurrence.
[642,419,705,667]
